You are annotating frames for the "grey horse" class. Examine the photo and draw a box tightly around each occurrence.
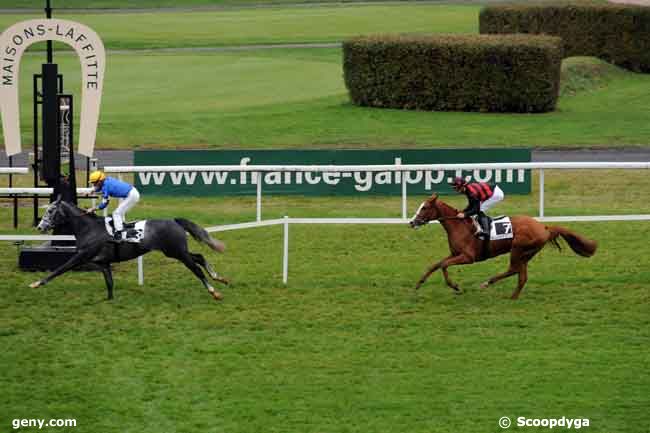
[30,197,228,301]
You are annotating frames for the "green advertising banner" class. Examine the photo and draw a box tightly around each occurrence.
[133,149,531,196]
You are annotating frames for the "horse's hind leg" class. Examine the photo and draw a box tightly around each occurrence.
[164,249,223,301]
[481,246,538,298]
[190,253,229,285]
[480,268,518,289]
[509,246,543,299]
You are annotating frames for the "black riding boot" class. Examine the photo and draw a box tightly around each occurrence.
[478,212,490,240]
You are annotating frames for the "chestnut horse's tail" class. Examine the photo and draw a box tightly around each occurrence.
[546,226,597,257]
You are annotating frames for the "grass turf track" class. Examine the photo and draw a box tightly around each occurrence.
[0,216,648,433]
[1,171,649,433]
[0,2,649,431]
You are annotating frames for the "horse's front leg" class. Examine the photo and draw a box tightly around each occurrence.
[100,264,114,300]
[415,254,455,290]
[29,248,96,288]
[442,268,461,293]
[440,254,474,293]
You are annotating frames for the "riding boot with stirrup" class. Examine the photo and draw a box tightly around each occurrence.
[471,216,482,238]
[478,212,490,240]
[113,230,123,242]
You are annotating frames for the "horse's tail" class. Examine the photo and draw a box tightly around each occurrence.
[546,226,597,257]
[174,218,225,253]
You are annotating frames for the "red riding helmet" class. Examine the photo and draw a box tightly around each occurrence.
[451,176,467,190]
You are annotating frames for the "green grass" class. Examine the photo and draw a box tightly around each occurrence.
[5,49,650,149]
[0,4,478,49]
[3,0,476,7]
[1,175,649,433]
[2,5,649,148]
[1,0,610,8]
[1,3,648,432]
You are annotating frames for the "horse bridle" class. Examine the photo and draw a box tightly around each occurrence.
[423,198,464,222]
[41,200,82,229]
[39,202,60,229]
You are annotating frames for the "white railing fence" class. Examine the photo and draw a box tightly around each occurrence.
[0,167,29,174]
[106,162,650,221]
[2,162,650,285]
[0,187,95,195]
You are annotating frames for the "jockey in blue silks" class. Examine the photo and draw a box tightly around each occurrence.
[87,170,140,241]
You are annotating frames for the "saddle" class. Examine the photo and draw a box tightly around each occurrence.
[470,215,513,241]
[104,218,146,243]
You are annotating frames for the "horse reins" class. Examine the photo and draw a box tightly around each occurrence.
[437,216,465,221]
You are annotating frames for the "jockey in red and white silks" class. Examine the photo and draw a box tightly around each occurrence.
[451,177,504,239]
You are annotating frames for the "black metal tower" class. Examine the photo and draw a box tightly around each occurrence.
[19,0,80,270]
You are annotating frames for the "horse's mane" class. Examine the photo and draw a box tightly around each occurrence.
[60,200,83,214]
[60,200,103,221]
[434,197,460,216]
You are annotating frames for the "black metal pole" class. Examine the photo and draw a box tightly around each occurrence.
[68,98,77,205]
[45,0,53,63]
[9,156,18,229]
[33,75,39,227]
[42,63,59,189]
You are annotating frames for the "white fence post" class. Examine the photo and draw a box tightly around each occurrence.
[401,171,407,219]
[256,172,262,222]
[539,169,545,218]
[283,215,289,284]
[138,255,144,285]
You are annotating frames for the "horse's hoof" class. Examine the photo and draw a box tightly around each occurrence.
[29,281,41,289]
[480,282,489,289]
[216,277,230,286]
[211,291,223,301]
[453,289,463,295]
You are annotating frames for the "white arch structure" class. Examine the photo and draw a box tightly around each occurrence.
[0,19,105,157]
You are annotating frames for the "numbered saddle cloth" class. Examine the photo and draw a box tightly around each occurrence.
[104,217,147,243]
[489,216,513,241]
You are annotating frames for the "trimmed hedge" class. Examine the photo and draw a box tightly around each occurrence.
[480,3,650,73]
[343,34,563,113]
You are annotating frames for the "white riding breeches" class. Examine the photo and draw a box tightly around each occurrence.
[113,188,140,231]
[480,185,504,213]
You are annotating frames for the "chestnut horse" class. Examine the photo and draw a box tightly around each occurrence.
[409,194,597,299]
